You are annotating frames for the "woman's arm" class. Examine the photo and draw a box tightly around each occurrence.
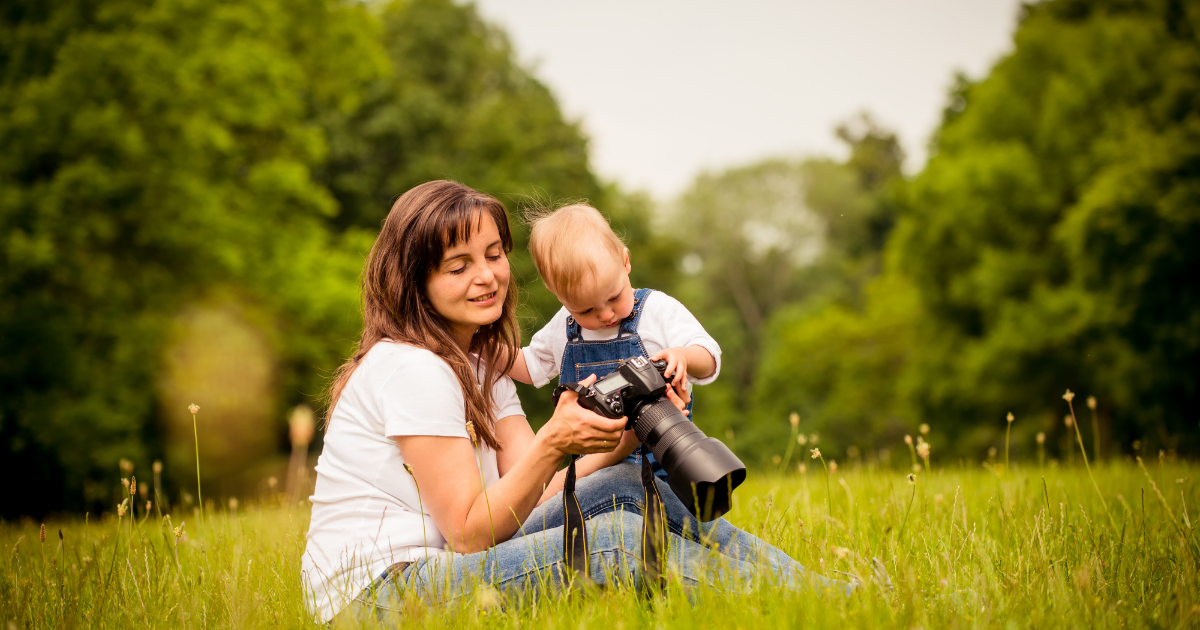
[394,377,624,553]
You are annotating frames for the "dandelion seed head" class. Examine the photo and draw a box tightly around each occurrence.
[1062,390,1074,402]
[188,403,200,415]
[789,412,799,428]
[907,473,917,485]
[919,423,930,435]
[1087,396,1097,410]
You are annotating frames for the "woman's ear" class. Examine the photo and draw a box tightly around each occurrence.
[623,247,631,273]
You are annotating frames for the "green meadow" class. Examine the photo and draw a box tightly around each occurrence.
[5,456,1197,629]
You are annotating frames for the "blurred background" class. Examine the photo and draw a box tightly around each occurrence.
[1,0,1197,518]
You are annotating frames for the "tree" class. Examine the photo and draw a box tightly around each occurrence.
[889,0,1200,454]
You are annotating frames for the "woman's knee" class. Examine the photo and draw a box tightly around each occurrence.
[587,510,645,550]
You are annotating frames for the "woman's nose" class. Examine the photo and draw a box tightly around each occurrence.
[475,262,495,284]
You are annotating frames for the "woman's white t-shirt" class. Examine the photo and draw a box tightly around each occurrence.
[302,341,524,623]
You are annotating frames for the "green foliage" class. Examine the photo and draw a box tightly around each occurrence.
[891,0,1200,451]
[4,462,1197,628]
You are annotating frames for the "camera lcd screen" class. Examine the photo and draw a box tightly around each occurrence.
[594,374,629,395]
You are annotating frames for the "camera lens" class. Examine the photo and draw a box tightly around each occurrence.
[633,399,746,521]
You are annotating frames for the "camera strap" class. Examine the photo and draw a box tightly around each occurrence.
[562,455,590,581]
[640,456,668,592]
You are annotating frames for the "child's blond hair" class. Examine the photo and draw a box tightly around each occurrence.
[527,204,626,305]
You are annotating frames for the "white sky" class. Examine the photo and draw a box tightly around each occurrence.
[472,0,1024,199]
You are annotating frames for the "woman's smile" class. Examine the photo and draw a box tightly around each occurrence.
[468,290,498,305]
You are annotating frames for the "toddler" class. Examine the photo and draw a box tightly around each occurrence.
[510,204,721,482]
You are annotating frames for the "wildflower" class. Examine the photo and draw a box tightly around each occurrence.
[465,421,478,445]
[153,460,163,474]
[907,473,916,485]
[268,476,277,489]
[404,463,415,476]
[904,435,913,445]
[798,463,806,474]
[40,524,45,543]
[145,501,152,512]
[810,448,821,459]
[1062,389,1074,403]
[130,476,137,497]
[1087,396,1097,410]
[173,522,185,540]
[934,493,944,504]
[122,478,130,491]
[789,412,799,428]
[119,458,134,475]
[188,403,200,415]
[797,434,807,446]
[809,433,819,445]
[1007,412,1014,423]
[828,460,838,473]
[228,498,238,510]
[289,405,315,448]
[1036,432,1046,445]
[917,441,931,459]
[833,546,849,559]
[912,463,922,473]
[117,502,127,517]
[919,423,930,435]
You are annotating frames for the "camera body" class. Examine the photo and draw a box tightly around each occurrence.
[571,355,669,425]
[563,355,746,521]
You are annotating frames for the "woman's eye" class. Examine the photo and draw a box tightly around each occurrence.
[487,254,503,261]
[449,265,468,275]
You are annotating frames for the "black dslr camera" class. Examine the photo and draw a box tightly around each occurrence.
[558,355,746,521]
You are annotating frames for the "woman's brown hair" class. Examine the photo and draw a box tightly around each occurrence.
[326,180,519,450]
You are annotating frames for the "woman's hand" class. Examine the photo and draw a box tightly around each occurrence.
[540,375,627,455]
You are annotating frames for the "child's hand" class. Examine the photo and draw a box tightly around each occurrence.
[650,347,690,391]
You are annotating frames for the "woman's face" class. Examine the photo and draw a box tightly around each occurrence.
[425,212,510,343]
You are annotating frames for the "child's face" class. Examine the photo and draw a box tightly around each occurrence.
[557,249,634,331]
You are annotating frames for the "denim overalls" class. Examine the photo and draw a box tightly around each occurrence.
[560,288,693,479]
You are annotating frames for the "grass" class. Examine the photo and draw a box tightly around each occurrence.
[3,459,1198,629]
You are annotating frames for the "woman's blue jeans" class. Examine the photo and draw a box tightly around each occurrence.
[338,463,850,623]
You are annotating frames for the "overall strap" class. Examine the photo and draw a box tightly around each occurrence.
[564,312,584,342]
[562,457,590,581]
[619,289,654,337]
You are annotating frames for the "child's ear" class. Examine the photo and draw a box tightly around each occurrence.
[622,248,631,273]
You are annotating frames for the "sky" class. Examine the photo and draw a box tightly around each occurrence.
[472,0,1025,199]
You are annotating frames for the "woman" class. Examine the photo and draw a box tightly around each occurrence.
[303,181,848,625]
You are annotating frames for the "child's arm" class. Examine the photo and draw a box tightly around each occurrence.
[508,348,534,385]
[650,345,717,391]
